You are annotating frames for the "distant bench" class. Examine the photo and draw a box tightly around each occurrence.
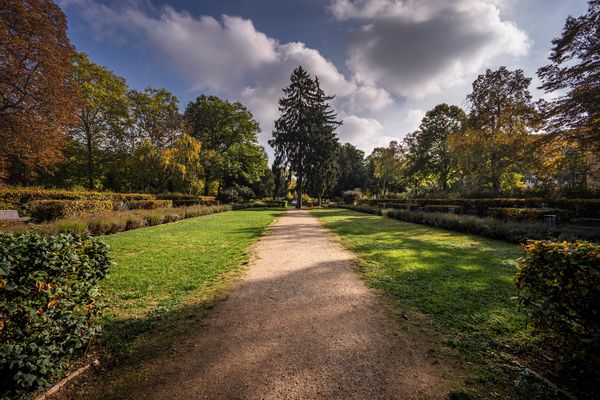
[0,210,30,223]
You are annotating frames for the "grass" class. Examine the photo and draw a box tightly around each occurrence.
[311,208,561,399]
[97,208,284,356]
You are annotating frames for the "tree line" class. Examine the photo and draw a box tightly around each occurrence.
[0,1,271,201]
[1,0,598,204]
[272,1,599,203]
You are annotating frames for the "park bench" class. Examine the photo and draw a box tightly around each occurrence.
[0,210,30,223]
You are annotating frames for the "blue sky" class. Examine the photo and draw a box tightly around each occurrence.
[60,0,588,157]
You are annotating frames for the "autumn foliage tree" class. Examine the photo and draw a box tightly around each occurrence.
[0,0,78,183]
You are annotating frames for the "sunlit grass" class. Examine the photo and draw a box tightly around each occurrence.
[312,208,552,398]
[98,208,284,354]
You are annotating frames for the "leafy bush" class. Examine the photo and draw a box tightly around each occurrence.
[487,207,571,221]
[29,200,115,222]
[334,204,600,243]
[264,200,288,207]
[424,204,461,213]
[0,233,111,398]
[359,197,600,218]
[341,189,364,205]
[515,240,600,373]
[127,199,173,210]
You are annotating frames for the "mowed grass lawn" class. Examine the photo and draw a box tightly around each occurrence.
[312,208,549,398]
[98,208,284,355]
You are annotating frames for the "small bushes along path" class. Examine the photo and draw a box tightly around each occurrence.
[311,208,574,399]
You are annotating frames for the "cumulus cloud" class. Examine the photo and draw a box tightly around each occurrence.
[338,115,400,152]
[333,0,531,97]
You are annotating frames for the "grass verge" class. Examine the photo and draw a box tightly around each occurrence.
[311,208,565,399]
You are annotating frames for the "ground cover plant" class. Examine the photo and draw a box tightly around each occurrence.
[97,208,284,357]
[312,208,591,399]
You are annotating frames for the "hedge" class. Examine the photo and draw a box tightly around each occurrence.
[424,204,461,213]
[333,204,600,243]
[359,198,600,218]
[127,199,173,210]
[0,233,111,399]
[515,240,600,373]
[156,193,217,207]
[0,187,153,210]
[487,207,572,222]
[264,200,288,207]
[29,200,115,222]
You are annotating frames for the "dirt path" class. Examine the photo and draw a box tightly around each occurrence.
[66,209,454,399]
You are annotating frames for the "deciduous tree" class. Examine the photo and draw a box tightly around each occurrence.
[0,0,78,183]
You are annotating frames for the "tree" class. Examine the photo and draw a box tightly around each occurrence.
[366,141,404,196]
[184,95,263,195]
[70,52,130,189]
[450,67,537,193]
[537,0,599,151]
[0,0,78,183]
[405,104,466,193]
[270,66,341,208]
[161,134,203,194]
[333,143,367,197]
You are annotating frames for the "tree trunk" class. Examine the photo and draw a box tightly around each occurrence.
[317,193,322,207]
[204,179,211,196]
[86,130,94,190]
[296,171,303,209]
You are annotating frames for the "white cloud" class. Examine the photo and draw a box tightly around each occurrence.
[334,0,531,97]
[338,115,399,152]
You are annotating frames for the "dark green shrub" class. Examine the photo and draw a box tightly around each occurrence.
[127,200,173,210]
[424,204,461,213]
[341,189,364,205]
[0,233,111,399]
[487,207,571,221]
[265,200,288,207]
[157,193,201,207]
[515,240,600,373]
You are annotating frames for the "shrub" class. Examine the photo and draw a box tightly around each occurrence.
[265,200,288,207]
[29,200,114,222]
[341,189,364,205]
[487,207,571,221]
[333,204,600,243]
[515,240,600,373]
[424,204,461,213]
[0,233,111,398]
[144,214,163,226]
[127,199,173,210]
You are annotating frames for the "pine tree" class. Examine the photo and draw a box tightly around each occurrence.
[270,66,341,208]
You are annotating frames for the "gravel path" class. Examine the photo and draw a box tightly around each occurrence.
[74,209,453,399]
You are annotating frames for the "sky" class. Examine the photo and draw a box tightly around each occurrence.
[59,0,588,159]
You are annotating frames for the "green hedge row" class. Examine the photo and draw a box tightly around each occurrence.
[156,193,217,207]
[487,207,571,222]
[359,198,600,218]
[29,200,115,222]
[127,199,173,210]
[334,204,600,243]
[0,233,111,399]
[0,188,153,209]
[516,240,599,376]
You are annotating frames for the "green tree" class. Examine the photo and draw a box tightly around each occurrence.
[69,52,130,189]
[184,95,263,195]
[404,104,466,193]
[537,0,599,152]
[366,141,404,196]
[333,143,367,197]
[450,67,537,193]
[270,66,341,208]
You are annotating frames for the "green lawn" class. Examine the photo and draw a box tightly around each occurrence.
[312,208,552,398]
[98,208,284,355]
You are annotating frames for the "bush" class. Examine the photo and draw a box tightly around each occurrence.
[334,204,600,243]
[265,200,288,207]
[515,240,600,373]
[0,233,111,398]
[29,200,115,222]
[424,204,461,213]
[127,200,173,210]
[342,189,364,205]
[487,207,571,221]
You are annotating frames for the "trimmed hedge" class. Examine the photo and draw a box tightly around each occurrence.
[487,207,571,222]
[515,240,600,373]
[424,204,460,213]
[127,199,173,210]
[0,187,152,210]
[334,204,600,243]
[0,233,111,398]
[29,200,115,222]
[360,197,600,218]
[156,193,217,207]
[264,200,288,207]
